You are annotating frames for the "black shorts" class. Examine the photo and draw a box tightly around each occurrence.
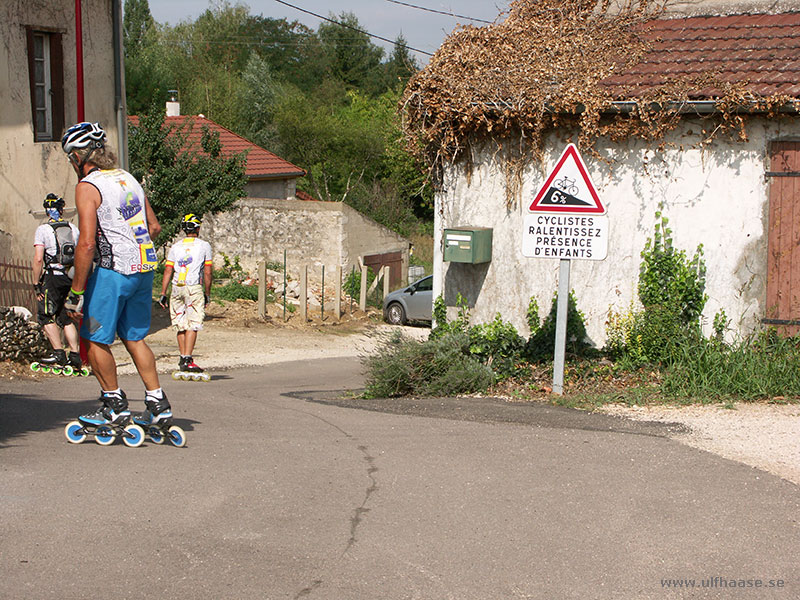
[37,272,72,327]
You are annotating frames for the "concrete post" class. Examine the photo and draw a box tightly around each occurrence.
[257,260,267,319]
[335,265,342,322]
[300,265,308,322]
[383,265,391,298]
[359,265,368,312]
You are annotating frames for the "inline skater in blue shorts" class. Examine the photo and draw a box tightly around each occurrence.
[62,122,180,444]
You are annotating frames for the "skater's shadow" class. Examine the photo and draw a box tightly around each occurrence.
[0,393,97,447]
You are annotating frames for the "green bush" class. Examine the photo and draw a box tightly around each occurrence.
[525,290,590,361]
[363,331,494,398]
[468,314,526,380]
[430,293,470,339]
[662,330,800,401]
[213,280,260,302]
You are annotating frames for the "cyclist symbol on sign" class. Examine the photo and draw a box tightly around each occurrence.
[554,176,579,198]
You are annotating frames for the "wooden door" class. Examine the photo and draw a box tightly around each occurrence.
[363,251,403,290]
[766,142,800,335]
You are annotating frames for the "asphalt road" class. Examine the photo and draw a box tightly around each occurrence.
[1,357,798,599]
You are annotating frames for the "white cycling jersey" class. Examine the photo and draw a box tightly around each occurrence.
[82,168,158,275]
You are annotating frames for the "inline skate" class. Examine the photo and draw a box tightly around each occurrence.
[64,391,145,447]
[132,394,186,447]
[171,355,210,382]
[31,349,89,376]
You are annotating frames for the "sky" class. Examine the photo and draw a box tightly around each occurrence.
[146,0,512,63]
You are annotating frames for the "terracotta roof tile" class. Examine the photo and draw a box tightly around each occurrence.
[599,12,800,99]
[128,115,305,180]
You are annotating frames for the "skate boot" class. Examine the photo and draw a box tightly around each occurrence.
[65,351,89,377]
[173,355,210,381]
[32,349,67,374]
[64,391,145,448]
[134,394,186,447]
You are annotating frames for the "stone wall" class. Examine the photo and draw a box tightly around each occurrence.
[202,198,410,284]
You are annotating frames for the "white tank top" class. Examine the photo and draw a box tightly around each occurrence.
[83,168,158,275]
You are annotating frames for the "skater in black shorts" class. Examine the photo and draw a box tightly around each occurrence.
[32,193,81,372]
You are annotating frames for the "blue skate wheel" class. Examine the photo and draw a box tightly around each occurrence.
[167,425,186,448]
[122,424,145,448]
[95,426,115,446]
[64,421,87,444]
[148,427,165,445]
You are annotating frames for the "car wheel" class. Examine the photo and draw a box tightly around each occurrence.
[386,302,407,325]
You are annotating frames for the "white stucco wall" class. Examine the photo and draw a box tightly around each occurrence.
[434,116,800,346]
[0,0,117,261]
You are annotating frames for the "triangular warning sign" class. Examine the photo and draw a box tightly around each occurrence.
[529,144,605,214]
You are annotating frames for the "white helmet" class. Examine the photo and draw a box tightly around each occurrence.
[61,122,106,154]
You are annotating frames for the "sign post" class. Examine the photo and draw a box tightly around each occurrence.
[522,143,607,395]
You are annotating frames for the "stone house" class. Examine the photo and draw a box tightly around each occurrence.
[407,7,800,344]
[0,0,124,262]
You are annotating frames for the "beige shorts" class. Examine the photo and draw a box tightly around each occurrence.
[170,284,205,332]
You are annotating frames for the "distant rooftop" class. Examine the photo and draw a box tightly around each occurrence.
[128,115,306,180]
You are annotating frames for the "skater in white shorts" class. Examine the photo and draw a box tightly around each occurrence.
[159,213,213,377]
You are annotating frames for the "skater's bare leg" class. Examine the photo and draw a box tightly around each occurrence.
[184,330,198,357]
[63,322,80,353]
[87,341,118,391]
[42,322,64,350]
[176,330,197,356]
[121,338,160,391]
[176,330,186,356]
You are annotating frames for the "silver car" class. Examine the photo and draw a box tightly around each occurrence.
[383,275,433,325]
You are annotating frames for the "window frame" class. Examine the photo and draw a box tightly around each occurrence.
[25,27,64,143]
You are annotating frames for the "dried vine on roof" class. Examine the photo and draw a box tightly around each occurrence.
[400,0,796,205]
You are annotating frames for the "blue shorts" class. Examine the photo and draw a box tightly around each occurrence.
[80,268,154,344]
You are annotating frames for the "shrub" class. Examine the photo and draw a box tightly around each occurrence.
[213,280,260,302]
[661,330,800,401]
[525,290,590,361]
[363,330,494,398]
[430,293,470,339]
[468,314,526,380]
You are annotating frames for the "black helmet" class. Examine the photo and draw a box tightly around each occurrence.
[43,193,65,212]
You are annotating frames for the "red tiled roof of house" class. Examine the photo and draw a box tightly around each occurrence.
[600,12,800,99]
[128,115,306,180]
[295,189,320,201]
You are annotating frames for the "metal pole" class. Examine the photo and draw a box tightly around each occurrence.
[552,258,571,395]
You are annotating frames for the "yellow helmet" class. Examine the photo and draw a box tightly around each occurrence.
[181,213,201,233]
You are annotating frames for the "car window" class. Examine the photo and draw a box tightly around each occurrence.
[415,277,432,292]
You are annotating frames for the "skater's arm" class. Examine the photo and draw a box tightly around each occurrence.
[32,245,45,285]
[161,264,174,297]
[203,263,212,298]
[71,181,100,294]
[144,198,161,240]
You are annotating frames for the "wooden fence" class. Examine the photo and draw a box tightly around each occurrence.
[0,257,36,313]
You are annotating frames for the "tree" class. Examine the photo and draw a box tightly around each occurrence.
[128,110,247,246]
[123,0,155,58]
[317,13,385,93]
[383,34,419,91]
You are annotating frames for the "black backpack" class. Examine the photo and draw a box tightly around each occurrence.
[47,221,76,268]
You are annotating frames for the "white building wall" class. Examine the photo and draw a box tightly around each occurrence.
[434,116,800,345]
